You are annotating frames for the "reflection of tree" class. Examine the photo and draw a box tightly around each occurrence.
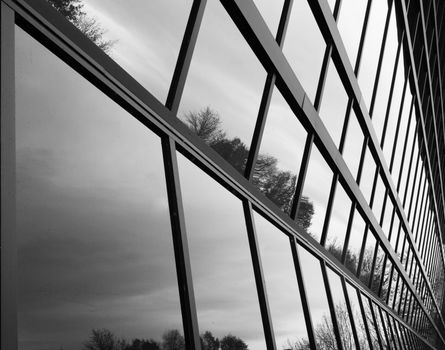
[82,329,249,350]
[184,107,314,231]
[288,303,371,350]
[47,0,115,53]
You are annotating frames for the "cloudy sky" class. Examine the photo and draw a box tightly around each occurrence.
[16,0,410,349]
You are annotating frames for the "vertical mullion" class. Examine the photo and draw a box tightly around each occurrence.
[321,261,344,350]
[244,0,293,180]
[357,292,374,350]
[162,137,201,350]
[166,0,207,114]
[243,202,277,350]
[341,277,360,349]
[353,0,373,76]
[1,3,16,350]
[290,238,317,350]
[396,97,414,192]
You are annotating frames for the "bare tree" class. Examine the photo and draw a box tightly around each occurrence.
[47,0,115,53]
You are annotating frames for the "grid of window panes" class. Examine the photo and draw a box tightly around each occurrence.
[5,0,445,349]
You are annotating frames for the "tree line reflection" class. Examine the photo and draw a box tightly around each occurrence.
[81,329,247,350]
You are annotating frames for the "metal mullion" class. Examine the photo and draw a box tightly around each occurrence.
[356,224,369,279]
[162,137,202,350]
[389,67,410,174]
[398,0,445,275]
[418,197,431,259]
[418,0,445,209]
[341,276,360,349]
[380,33,404,149]
[218,0,445,338]
[431,0,445,180]
[290,135,313,220]
[356,291,374,350]
[418,200,432,260]
[1,2,17,349]
[392,272,401,310]
[341,201,356,265]
[404,144,421,212]
[290,237,317,350]
[243,201,277,350]
[165,0,207,114]
[420,208,433,262]
[321,261,344,350]
[353,0,373,77]
[368,0,394,118]
[412,174,427,239]
[244,0,292,181]
[320,176,338,247]
[377,306,391,348]
[396,98,415,192]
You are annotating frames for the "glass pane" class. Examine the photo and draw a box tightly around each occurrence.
[297,246,338,350]
[253,87,307,214]
[382,50,406,164]
[346,283,370,350]
[179,0,266,174]
[358,0,388,109]
[283,0,326,102]
[381,197,394,239]
[361,295,381,350]
[370,246,385,295]
[47,0,191,103]
[178,155,266,350]
[371,6,398,143]
[327,269,356,350]
[337,0,368,66]
[360,147,377,204]
[359,229,376,285]
[325,182,352,264]
[16,27,183,349]
[372,174,385,223]
[319,60,349,147]
[391,94,412,185]
[299,146,333,241]
[372,303,388,349]
[345,210,366,274]
[253,0,284,36]
[253,212,308,348]
[342,110,365,179]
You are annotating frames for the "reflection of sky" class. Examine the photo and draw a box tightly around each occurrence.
[178,155,266,350]
[254,212,308,347]
[17,28,182,349]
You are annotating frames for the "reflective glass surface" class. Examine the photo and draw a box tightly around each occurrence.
[283,0,326,102]
[17,28,183,349]
[382,49,406,163]
[346,283,370,350]
[298,246,338,350]
[359,229,377,285]
[342,110,365,179]
[299,146,333,241]
[346,210,366,274]
[360,147,377,204]
[253,87,307,214]
[319,60,349,147]
[253,212,308,348]
[325,182,352,263]
[327,268,356,349]
[361,295,381,349]
[371,6,398,143]
[358,0,388,109]
[179,0,266,174]
[337,0,367,66]
[178,155,266,350]
[47,0,191,103]
[372,174,386,223]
